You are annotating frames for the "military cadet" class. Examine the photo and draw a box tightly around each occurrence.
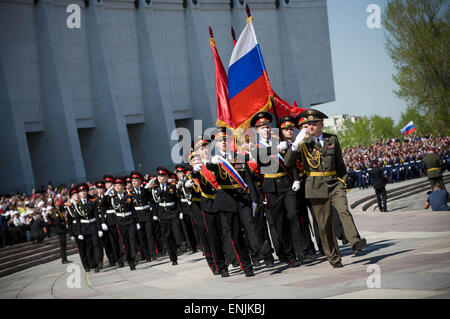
[238,135,276,268]
[148,167,180,265]
[168,172,188,253]
[183,151,220,274]
[93,180,116,268]
[146,173,165,258]
[107,177,139,270]
[66,186,90,269]
[130,171,158,262]
[250,112,302,267]
[102,175,125,268]
[175,164,198,254]
[422,148,446,191]
[192,138,234,277]
[207,127,270,277]
[284,109,367,268]
[75,183,103,273]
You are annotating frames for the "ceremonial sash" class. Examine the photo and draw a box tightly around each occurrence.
[257,140,291,178]
[201,165,219,190]
[217,157,248,191]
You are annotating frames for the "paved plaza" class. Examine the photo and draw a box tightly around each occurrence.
[1,180,449,299]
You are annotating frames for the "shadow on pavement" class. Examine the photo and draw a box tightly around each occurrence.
[350,249,413,265]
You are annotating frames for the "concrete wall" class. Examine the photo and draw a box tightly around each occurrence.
[0,0,335,194]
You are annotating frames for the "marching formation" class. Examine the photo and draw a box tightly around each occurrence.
[65,109,368,276]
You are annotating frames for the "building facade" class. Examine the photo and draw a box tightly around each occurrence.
[0,0,335,193]
[323,114,358,132]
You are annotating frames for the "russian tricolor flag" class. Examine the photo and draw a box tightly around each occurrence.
[228,20,273,129]
[400,121,416,135]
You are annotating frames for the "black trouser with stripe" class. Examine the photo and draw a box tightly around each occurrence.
[136,220,157,259]
[159,214,179,262]
[116,222,138,267]
[191,202,217,273]
[78,233,101,269]
[265,190,300,263]
[58,233,67,261]
[102,225,124,264]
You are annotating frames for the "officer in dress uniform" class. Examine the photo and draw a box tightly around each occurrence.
[284,109,367,268]
[250,112,302,267]
[74,183,103,273]
[175,164,198,254]
[148,167,180,265]
[130,171,158,262]
[107,177,139,270]
[183,151,220,275]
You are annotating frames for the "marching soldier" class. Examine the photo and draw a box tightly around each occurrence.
[148,167,180,265]
[102,175,125,268]
[369,160,388,212]
[422,148,446,191]
[175,164,198,254]
[250,112,302,267]
[74,183,103,273]
[66,186,91,269]
[284,109,367,268]
[107,177,139,270]
[207,127,269,277]
[183,151,219,274]
[191,138,234,277]
[93,180,117,268]
[130,171,158,262]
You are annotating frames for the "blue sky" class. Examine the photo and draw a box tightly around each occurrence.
[315,0,408,123]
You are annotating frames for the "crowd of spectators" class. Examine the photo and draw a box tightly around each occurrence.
[342,134,449,189]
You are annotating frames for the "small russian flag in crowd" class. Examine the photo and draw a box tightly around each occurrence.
[400,121,416,135]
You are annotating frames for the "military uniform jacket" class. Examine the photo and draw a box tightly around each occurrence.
[153,183,179,220]
[422,153,444,179]
[65,204,80,236]
[50,209,68,235]
[284,132,347,199]
[192,166,218,213]
[99,195,118,227]
[93,196,107,227]
[130,187,154,222]
[178,178,193,215]
[369,167,386,190]
[110,192,137,226]
[251,137,299,194]
[74,198,102,236]
[183,173,203,207]
[206,152,259,212]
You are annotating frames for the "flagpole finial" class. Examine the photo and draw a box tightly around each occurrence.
[209,25,213,38]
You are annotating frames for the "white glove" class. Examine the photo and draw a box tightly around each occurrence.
[211,155,223,164]
[292,181,301,192]
[136,223,141,230]
[277,141,288,152]
[105,186,115,196]
[292,128,307,150]
[145,177,157,189]
[98,231,103,238]
[176,180,183,189]
[152,216,158,221]
[101,223,108,231]
[252,202,258,218]
[179,213,183,220]
[185,180,194,188]
[78,235,84,240]
[70,236,75,241]
[193,164,203,173]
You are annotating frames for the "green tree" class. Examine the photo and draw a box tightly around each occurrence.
[383,0,450,135]
[395,106,433,136]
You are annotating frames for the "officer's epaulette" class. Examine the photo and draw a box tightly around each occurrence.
[323,132,337,138]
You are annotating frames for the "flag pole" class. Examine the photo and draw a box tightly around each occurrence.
[231,26,237,46]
